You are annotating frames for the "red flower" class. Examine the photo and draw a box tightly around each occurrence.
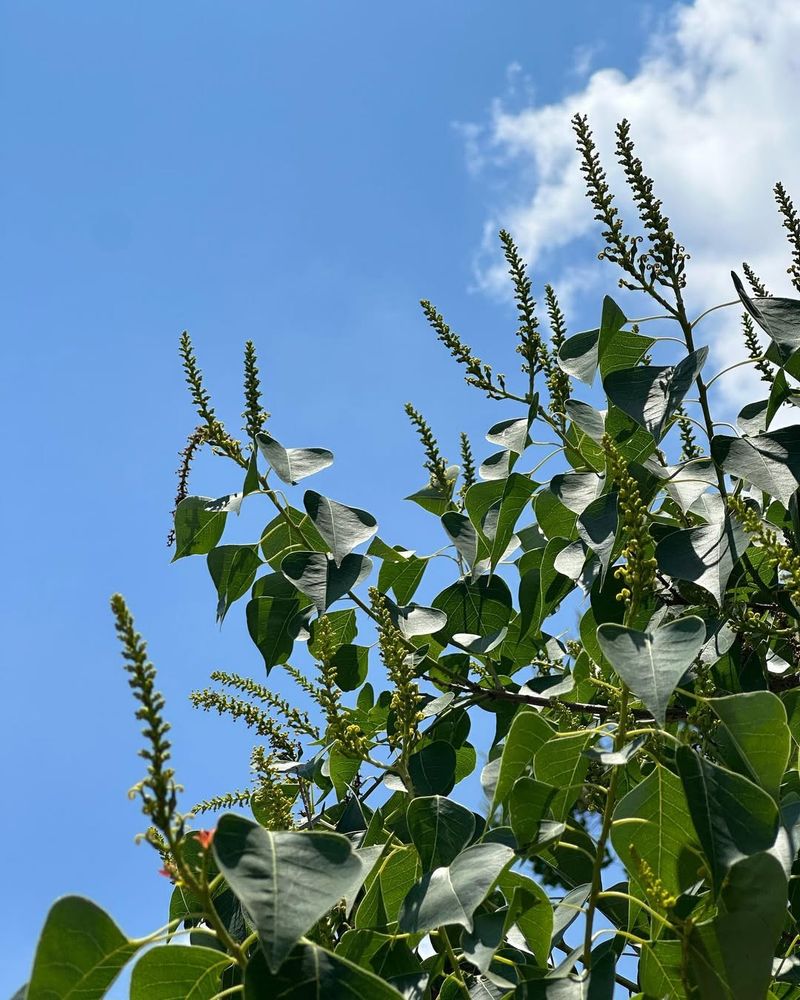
[195,828,215,850]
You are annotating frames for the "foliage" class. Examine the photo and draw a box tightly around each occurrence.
[20,116,800,999]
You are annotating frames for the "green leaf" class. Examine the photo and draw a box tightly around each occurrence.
[490,708,554,813]
[355,846,421,930]
[130,946,229,1000]
[397,843,514,934]
[388,600,448,638]
[596,616,705,725]
[260,506,328,570]
[498,869,553,966]
[303,490,378,565]
[442,512,480,568]
[709,692,791,800]
[208,544,262,622]
[565,398,606,442]
[431,576,513,645]
[281,551,372,611]
[509,777,556,847]
[406,796,476,870]
[379,553,428,605]
[676,747,779,892]
[173,493,242,560]
[550,471,605,515]
[687,851,787,999]
[479,449,515,480]
[534,732,593,821]
[212,813,368,972]
[559,327,601,384]
[640,941,685,1000]
[486,415,531,455]
[655,516,749,606]
[604,348,708,442]
[576,492,618,583]
[246,595,302,671]
[332,643,370,691]
[485,473,538,571]
[408,741,457,796]
[256,431,334,485]
[711,427,800,505]
[611,765,698,896]
[27,896,139,1000]
[244,942,404,999]
[733,270,800,360]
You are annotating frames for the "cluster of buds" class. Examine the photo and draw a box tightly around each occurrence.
[729,496,800,606]
[313,616,370,759]
[631,846,677,913]
[370,588,423,754]
[604,436,657,612]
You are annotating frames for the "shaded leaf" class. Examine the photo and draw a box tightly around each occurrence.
[710,692,791,801]
[246,595,302,671]
[676,747,779,892]
[655,516,749,606]
[281,551,372,611]
[244,942,404,999]
[711,427,800,505]
[208,544,261,622]
[408,741,457,797]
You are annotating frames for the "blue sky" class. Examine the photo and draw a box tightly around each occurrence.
[4,0,799,992]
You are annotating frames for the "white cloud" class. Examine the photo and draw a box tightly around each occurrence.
[466,0,800,409]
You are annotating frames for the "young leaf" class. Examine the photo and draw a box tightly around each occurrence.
[212,813,368,972]
[596,616,706,725]
[173,494,242,560]
[303,490,378,566]
[207,544,262,622]
[26,896,139,1000]
[256,431,334,485]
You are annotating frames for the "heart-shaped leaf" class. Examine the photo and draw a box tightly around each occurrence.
[303,491,377,565]
[246,594,303,671]
[213,814,367,972]
[397,843,514,934]
[244,943,404,999]
[130,945,229,1000]
[550,471,605,515]
[406,796,476,871]
[604,348,708,442]
[256,431,334,485]
[655,516,749,606]
[486,416,530,455]
[577,491,618,584]
[596,616,705,725]
[733,270,800,360]
[281,551,372,611]
[173,494,243,560]
[711,426,800,505]
[27,896,139,1000]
